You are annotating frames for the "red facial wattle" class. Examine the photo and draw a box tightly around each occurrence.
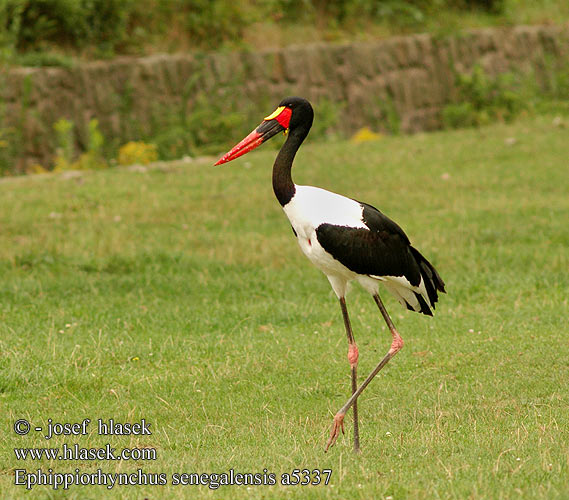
[274,107,292,129]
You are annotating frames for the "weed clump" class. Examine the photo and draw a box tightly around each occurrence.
[443,61,569,130]
[118,142,158,166]
[53,118,107,171]
[443,65,524,129]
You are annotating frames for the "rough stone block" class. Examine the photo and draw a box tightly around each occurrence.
[4,25,569,166]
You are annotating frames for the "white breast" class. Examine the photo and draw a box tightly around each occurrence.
[282,185,365,278]
[283,185,366,235]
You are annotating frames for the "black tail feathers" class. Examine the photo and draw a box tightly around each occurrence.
[410,247,446,310]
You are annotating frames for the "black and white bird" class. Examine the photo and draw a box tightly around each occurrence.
[215,97,445,452]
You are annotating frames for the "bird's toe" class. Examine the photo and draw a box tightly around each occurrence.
[325,412,345,452]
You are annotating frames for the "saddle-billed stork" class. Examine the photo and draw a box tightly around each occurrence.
[215,97,445,452]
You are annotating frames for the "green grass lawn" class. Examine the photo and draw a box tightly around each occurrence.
[1,114,568,499]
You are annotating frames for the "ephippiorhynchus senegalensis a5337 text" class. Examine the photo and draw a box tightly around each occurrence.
[215,97,446,452]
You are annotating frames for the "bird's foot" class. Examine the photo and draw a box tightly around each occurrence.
[325,412,345,452]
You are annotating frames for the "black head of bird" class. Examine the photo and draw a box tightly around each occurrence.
[214,97,313,166]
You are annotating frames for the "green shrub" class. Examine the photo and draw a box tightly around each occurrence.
[14,50,75,67]
[0,0,23,63]
[53,117,74,170]
[1,0,508,60]
[533,55,569,103]
[53,118,107,170]
[0,90,21,174]
[118,141,158,166]
[443,65,524,129]
[304,98,343,140]
[378,96,401,135]
[451,0,504,13]
[274,0,504,27]
[0,126,15,175]
[3,0,134,56]
[74,118,107,170]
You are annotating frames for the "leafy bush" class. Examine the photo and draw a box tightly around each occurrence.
[1,0,255,56]
[274,0,504,27]
[0,91,22,174]
[2,0,134,56]
[53,118,107,170]
[14,50,75,67]
[74,118,106,170]
[118,141,158,166]
[443,65,524,129]
[53,117,74,170]
[1,0,507,60]
[0,126,16,175]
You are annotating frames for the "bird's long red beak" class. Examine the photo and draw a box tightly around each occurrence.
[214,128,265,165]
[215,106,292,165]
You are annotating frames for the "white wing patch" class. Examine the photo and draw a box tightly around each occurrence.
[283,185,366,237]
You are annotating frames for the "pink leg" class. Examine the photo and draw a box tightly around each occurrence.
[339,297,360,453]
[326,294,404,452]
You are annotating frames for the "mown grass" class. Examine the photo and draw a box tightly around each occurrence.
[1,114,568,499]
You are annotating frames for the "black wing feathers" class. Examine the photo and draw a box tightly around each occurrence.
[316,201,421,285]
[359,201,410,245]
[316,223,422,286]
[315,201,446,313]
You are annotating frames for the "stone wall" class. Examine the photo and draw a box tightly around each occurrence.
[2,25,568,168]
